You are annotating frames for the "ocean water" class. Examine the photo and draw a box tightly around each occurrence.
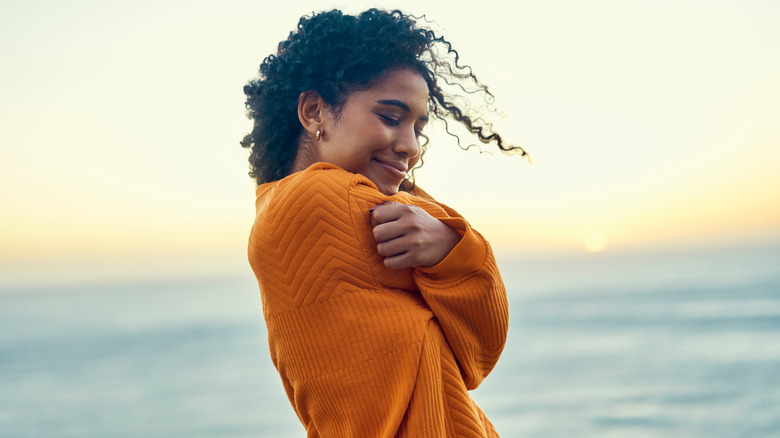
[1,243,778,437]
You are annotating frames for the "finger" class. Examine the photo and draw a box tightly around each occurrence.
[376,236,409,257]
[382,252,413,269]
[369,202,407,226]
[373,219,411,243]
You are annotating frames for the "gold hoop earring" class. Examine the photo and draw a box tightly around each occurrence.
[315,129,322,141]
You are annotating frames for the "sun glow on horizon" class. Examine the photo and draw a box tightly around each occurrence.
[584,234,607,253]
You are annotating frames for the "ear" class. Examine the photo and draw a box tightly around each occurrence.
[297,91,325,139]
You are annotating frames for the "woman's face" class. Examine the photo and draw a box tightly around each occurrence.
[317,68,429,195]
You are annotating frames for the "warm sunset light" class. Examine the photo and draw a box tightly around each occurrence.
[1,0,779,286]
[584,234,607,253]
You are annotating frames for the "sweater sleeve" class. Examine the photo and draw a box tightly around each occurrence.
[413,216,509,390]
[349,179,509,390]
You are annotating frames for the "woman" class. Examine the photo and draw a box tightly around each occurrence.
[242,8,525,437]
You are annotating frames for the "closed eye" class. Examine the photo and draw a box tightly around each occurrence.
[379,112,425,138]
[378,114,400,126]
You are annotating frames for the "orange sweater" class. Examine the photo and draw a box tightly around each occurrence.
[248,163,508,437]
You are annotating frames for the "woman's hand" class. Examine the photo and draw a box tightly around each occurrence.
[370,202,461,269]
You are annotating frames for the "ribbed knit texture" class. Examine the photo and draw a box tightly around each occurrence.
[248,163,509,437]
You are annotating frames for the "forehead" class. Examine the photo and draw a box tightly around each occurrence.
[350,69,429,113]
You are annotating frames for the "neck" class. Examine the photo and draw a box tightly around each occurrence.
[289,140,319,175]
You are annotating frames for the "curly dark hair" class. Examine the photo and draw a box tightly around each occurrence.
[242,8,526,185]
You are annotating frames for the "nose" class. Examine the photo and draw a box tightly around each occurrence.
[393,125,421,160]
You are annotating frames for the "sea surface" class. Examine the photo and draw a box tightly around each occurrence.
[1,243,779,437]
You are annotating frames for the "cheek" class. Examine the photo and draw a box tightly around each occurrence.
[336,114,393,161]
[365,122,395,148]
[356,117,386,138]
[348,112,388,138]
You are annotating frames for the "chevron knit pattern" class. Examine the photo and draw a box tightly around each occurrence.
[248,163,509,437]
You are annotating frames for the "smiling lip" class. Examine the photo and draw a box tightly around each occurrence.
[372,159,408,179]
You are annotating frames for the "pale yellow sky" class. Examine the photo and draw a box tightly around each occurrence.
[1,0,779,286]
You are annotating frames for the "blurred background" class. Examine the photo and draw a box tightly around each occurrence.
[1,0,778,437]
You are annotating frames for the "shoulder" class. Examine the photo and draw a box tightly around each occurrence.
[253,163,386,239]
[255,163,360,211]
[261,162,354,196]
[250,164,363,263]
[255,162,454,220]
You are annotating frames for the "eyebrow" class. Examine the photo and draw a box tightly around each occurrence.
[376,99,429,122]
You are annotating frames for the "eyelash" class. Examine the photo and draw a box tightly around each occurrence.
[379,114,423,137]
[379,114,400,126]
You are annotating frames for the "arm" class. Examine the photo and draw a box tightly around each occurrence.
[413,217,508,390]
[368,199,508,390]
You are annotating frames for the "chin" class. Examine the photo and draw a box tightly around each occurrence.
[366,176,400,196]
[377,184,400,196]
[379,188,397,196]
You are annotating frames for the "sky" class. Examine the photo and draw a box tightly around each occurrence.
[1,0,779,287]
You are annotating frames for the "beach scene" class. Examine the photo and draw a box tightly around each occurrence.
[2,1,779,437]
[2,243,780,437]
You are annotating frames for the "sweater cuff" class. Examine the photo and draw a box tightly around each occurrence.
[415,217,487,285]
